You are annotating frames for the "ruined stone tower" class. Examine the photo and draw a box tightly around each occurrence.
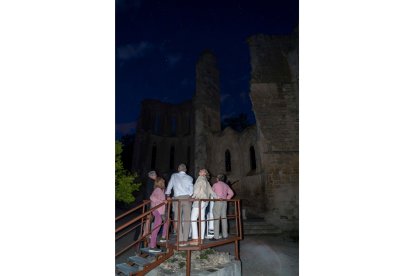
[193,50,221,172]
[247,32,299,231]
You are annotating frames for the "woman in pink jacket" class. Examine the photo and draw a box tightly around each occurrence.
[149,177,168,252]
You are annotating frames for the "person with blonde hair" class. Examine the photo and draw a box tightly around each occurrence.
[149,177,168,252]
[189,169,216,244]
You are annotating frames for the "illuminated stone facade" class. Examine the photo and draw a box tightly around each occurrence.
[132,30,298,232]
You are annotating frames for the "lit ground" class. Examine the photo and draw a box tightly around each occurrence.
[116,232,298,276]
[214,234,298,276]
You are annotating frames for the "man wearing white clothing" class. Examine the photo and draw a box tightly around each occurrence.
[165,163,193,245]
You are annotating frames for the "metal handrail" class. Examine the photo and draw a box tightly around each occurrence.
[116,200,170,257]
[115,197,243,275]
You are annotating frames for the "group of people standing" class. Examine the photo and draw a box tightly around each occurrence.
[146,163,234,252]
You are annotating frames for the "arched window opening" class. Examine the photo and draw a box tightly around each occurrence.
[250,146,257,170]
[187,114,192,134]
[225,150,231,172]
[154,114,161,135]
[187,146,191,168]
[169,146,175,170]
[151,145,157,170]
[171,117,177,136]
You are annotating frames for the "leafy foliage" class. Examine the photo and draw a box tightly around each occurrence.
[115,140,141,204]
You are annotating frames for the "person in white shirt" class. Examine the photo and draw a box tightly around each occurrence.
[165,163,193,245]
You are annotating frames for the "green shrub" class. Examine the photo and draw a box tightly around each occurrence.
[115,141,141,204]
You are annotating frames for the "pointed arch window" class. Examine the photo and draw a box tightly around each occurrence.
[154,114,161,135]
[171,117,177,136]
[169,146,175,170]
[249,146,257,170]
[225,149,231,172]
[187,114,192,134]
[187,146,191,168]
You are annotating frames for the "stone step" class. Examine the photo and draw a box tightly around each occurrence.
[229,219,277,226]
[243,224,279,230]
[243,228,282,235]
[240,219,281,235]
[128,255,150,266]
[140,247,167,256]
[213,220,281,235]
[228,229,280,234]
[116,263,142,275]
[242,220,272,226]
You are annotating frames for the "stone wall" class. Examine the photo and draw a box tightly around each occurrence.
[206,126,264,216]
[260,145,299,230]
[139,99,193,137]
[132,99,194,177]
[248,32,299,231]
[134,134,194,178]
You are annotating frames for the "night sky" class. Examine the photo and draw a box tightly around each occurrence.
[115,0,298,138]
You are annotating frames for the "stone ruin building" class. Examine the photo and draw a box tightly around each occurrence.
[132,31,298,233]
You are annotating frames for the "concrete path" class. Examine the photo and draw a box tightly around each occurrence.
[214,234,298,276]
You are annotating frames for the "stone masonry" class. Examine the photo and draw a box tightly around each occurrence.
[132,30,298,232]
[248,31,299,232]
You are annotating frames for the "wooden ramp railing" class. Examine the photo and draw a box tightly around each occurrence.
[115,198,242,276]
